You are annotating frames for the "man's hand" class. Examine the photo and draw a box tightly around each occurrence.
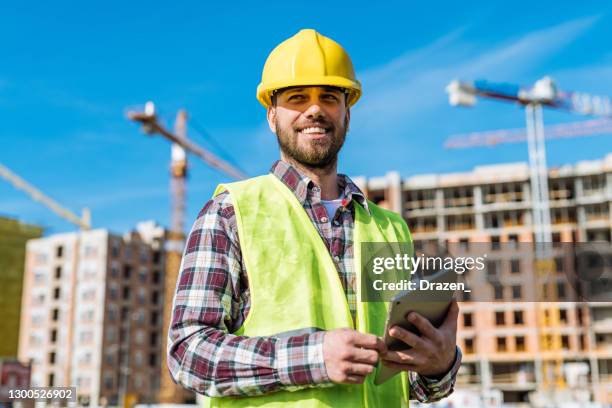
[323,328,387,384]
[381,300,459,378]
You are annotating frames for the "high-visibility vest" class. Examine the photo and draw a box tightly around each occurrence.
[204,174,412,408]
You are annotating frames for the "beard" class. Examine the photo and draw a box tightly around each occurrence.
[275,116,348,169]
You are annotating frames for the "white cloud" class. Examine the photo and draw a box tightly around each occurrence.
[0,78,112,114]
[352,15,600,132]
[46,90,112,115]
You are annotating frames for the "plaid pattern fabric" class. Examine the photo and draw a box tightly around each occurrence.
[168,160,461,401]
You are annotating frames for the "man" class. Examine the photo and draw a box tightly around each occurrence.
[168,29,461,407]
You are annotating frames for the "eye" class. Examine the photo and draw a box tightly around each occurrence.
[288,94,306,102]
[322,93,340,102]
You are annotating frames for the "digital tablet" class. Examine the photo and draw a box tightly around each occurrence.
[374,267,458,385]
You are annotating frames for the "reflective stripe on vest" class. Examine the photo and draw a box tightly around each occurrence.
[204,174,412,408]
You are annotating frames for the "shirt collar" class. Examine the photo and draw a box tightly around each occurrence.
[270,160,371,215]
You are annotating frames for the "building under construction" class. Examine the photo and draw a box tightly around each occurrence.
[356,153,612,405]
[17,221,194,406]
[0,216,43,358]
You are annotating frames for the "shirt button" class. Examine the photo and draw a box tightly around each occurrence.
[320,216,328,223]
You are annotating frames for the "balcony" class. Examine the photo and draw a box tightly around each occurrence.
[593,310,612,332]
[595,344,612,355]
[503,218,525,227]
[599,373,612,383]
[405,200,435,210]
[447,223,475,231]
[456,374,481,385]
[485,192,524,204]
[550,189,573,200]
[585,203,610,224]
[491,371,536,385]
[407,216,437,234]
[444,196,474,208]
[583,188,607,198]
[446,215,476,231]
[409,225,437,234]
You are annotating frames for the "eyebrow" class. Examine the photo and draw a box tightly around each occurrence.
[284,86,343,95]
[284,88,305,94]
[320,86,344,94]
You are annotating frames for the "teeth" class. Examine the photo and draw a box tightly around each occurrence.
[301,127,327,134]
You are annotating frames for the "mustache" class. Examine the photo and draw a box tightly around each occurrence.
[293,119,334,131]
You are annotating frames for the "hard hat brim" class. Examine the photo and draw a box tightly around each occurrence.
[257,76,361,109]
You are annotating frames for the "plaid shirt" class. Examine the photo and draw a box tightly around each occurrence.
[168,160,461,402]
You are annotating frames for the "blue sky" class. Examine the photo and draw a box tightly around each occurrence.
[2,1,612,235]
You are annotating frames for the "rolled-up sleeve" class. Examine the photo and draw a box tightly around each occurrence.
[409,346,462,402]
[167,192,332,397]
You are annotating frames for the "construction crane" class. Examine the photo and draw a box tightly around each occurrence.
[446,77,612,402]
[127,102,246,404]
[127,102,246,232]
[447,76,611,250]
[0,162,90,230]
[445,117,612,149]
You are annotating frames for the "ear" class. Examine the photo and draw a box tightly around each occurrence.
[267,106,277,133]
[345,108,351,132]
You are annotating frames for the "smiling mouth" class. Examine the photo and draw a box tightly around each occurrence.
[297,126,332,138]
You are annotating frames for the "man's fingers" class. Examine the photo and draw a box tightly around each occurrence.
[389,326,425,349]
[345,375,366,384]
[351,347,379,365]
[347,363,376,376]
[406,311,438,341]
[377,336,388,354]
[382,349,419,365]
[352,332,387,353]
[440,299,460,331]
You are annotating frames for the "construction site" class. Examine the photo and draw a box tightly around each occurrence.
[361,153,612,406]
[2,6,612,408]
[3,85,612,406]
[5,148,612,407]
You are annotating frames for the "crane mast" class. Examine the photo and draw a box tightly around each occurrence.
[170,110,188,237]
[127,102,245,404]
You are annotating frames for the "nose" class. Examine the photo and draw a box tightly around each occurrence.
[303,102,325,119]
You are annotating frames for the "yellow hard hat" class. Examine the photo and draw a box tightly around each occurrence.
[257,29,361,109]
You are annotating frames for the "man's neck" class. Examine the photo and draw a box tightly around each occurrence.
[280,156,341,200]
